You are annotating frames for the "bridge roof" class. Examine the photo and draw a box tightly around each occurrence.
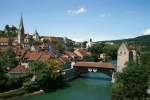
[74,62,113,69]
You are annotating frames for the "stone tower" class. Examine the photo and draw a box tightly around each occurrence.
[117,43,137,72]
[86,38,93,49]
[18,16,24,46]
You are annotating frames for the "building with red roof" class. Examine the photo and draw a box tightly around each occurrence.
[8,65,28,74]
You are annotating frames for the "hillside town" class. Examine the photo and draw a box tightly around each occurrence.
[0,16,150,100]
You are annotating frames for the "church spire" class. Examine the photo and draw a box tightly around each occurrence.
[19,15,24,30]
[18,15,24,46]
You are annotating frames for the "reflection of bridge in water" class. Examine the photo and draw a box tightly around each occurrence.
[80,74,112,81]
[73,62,115,82]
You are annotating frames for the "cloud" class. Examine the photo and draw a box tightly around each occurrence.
[143,28,150,35]
[99,13,111,18]
[67,7,87,15]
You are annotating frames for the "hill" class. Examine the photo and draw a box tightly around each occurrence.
[96,35,150,47]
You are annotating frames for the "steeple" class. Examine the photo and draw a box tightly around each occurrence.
[18,15,24,46]
[33,29,40,40]
[19,15,24,29]
[35,29,38,35]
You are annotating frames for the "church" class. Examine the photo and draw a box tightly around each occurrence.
[0,16,40,49]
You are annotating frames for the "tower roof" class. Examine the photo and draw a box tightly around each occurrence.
[33,29,39,36]
[35,29,38,34]
[19,15,24,29]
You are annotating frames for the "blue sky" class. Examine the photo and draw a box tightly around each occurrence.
[0,0,150,41]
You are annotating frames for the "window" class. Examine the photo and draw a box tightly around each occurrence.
[120,51,122,54]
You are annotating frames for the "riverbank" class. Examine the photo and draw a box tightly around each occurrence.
[0,88,44,100]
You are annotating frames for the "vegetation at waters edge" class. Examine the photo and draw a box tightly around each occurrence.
[0,48,65,95]
[111,51,150,100]
[24,60,65,92]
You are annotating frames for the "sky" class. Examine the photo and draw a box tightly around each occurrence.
[0,0,150,42]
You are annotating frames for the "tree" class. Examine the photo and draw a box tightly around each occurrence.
[112,61,150,100]
[88,44,105,61]
[0,48,18,70]
[53,42,65,53]
[43,39,49,44]
[45,59,63,79]
[28,61,50,87]
[103,44,119,60]
[2,25,18,46]
[140,51,150,66]
[28,60,64,91]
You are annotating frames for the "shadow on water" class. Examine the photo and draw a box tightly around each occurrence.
[43,82,71,93]
[80,76,112,81]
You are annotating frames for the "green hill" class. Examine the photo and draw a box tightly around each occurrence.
[98,35,150,47]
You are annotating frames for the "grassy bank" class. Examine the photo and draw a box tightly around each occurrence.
[0,88,26,99]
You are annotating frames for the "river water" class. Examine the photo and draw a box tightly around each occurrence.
[23,73,112,100]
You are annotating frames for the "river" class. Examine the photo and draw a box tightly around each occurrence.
[22,73,112,100]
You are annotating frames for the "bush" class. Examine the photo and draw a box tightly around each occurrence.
[23,81,40,93]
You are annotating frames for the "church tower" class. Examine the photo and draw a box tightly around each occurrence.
[18,16,24,46]
[33,29,40,40]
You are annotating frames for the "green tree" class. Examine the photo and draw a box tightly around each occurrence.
[53,42,65,53]
[140,51,150,66]
[0,48,18,70]
[112,62,149,100]
[43,39,49,44]
[28,60,64,91]
[2,25,18,46]
[28,61,50,87]
[88,44,105,61]
[45,59,63,79]
[103,44,119,60]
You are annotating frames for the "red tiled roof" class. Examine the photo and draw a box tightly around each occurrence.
[25,51,54,61]
[25,51,41,61]
[64,51,78,57]
[9,65,28,73]
[59,56,71,64]
[13,46,27,56]
[39,52,54,61]
[74,62,113,69]
[74,49,92,56]
[0,37,9,43]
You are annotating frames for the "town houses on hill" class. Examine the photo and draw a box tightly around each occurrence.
[0,16,99,75]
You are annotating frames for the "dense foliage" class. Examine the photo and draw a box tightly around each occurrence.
[0,25,17,37]
[0,48,18,70]
[88,43,119,61]
[112,52,150,100]
[25,60,64,92]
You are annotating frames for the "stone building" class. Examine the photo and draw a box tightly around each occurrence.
[86,38,93,49]
[117,43,137,72]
